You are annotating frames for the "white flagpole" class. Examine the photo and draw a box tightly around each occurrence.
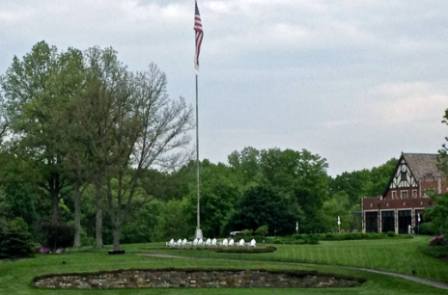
[194,0,203,240]
[195,72,203,239]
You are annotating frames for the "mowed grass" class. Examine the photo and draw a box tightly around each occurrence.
[0,237,447,295]
[159,236,448,283]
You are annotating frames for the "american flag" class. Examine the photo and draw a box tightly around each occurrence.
[194,0,204,71]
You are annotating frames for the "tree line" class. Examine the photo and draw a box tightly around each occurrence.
[0,42,446,252]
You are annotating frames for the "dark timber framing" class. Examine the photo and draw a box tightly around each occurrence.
[362,153,447,234]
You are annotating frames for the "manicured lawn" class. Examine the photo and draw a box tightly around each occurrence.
[160,236,448,283]
[0,237,447,294]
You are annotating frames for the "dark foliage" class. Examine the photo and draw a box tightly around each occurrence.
[229,185,299,235]
[266,234,319,245]
[41,223,75,250]
[215,246,277,254]
[418,222,436,235]
[427,194,448,237]
[429,235,447,247]
[0,218,34,259]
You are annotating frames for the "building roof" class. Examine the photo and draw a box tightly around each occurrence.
[402,153,444,180]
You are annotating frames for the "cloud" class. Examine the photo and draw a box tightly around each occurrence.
[369,82,448,125]
[1,0,448,176]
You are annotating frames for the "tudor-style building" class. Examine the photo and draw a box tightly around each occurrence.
[362,153,448,234]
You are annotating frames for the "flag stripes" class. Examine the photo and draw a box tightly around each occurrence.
[194,0,203,71]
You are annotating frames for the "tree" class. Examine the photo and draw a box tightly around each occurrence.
[74,47,132,248]
[427,194,448,237]
[230,185,299,235]
[0,152,41,227]
[228,147,261,186]
[261,149,329,232]
[322,191,353,231]
[98,61,192,251]
[432,108,448,237]
[439,108,448,173]
[1,41,85,225]
[227,147,330,233]
[187,160,240,237]
[0,95,7,144]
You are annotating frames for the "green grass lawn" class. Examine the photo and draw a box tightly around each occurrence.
[0,237,447,295]
[159,236,448,283]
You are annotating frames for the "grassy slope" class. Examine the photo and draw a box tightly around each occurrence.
[160,236,448,283]
[0,237,447,295]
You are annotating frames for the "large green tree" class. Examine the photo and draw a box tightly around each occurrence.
[1,42,85,225]
[230,185,299,235]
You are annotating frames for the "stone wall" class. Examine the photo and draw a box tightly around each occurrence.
[33,268,364,289]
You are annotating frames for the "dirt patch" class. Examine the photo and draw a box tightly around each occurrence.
[33,268,364,289]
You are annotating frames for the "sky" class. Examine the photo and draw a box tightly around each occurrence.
[1,0,447,175]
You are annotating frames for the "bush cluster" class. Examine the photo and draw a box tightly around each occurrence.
[232,225,270,241]
[266,234,319,245]
[41,223,75,251]
[418,222,436,235]
[215,246,277,254]
[429,235,447,247]
[0,218,34,259]
[263,232,414,245]
[316,232,413,241]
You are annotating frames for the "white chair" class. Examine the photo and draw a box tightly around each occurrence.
[182,239,188,245]
[229,239,235,247]
[193,238,199,246]
[205,238,211,246]
[177,239,182,247]
[211,238,217,246]
[238,239,245,247]
[250,239,256,247]
[169,239,175,247]
[198,238,204,246]
[222,238,229,247]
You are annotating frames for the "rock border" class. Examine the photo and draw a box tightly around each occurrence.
[32,268,365,289]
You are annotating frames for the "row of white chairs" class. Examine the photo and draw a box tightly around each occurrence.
[166,238,256,248]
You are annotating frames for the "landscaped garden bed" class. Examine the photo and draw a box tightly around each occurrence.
[32,268,364,289]
[215,246,277,253]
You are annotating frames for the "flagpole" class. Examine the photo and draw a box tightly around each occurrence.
[194,0,203,240]
[195,73,203,240]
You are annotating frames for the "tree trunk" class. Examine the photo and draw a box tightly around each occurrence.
[94,178,103,248]
[112,220,122,252]
[73,184,82,248]
[50,189,59,225]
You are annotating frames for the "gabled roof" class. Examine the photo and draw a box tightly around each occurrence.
[381,152,444,197]
[402,153,444,180]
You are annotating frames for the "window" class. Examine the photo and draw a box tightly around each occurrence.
[400,171,407,182]
[400,190,408,199]
[391,191,397,200]
[412,189,418,199]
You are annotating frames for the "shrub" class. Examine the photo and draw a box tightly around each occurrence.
[254,225,269,237]
[233,229,253,241]
[0,218,34,259]
[41,223,75,250]
[429,235,446,247]
[265,235,319,245]
[215,246,277,254]
[386,231,396,237]
[419,222,436,235]
[304,234,319,244]
[420,243,448,259]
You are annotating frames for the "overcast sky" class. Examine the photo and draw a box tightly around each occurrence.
[1,0,447,175]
